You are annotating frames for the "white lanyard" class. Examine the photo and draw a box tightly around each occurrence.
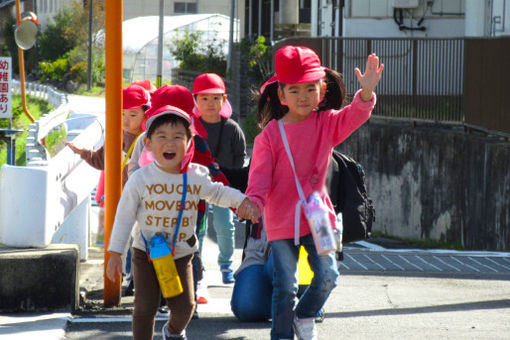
[278,120,308,246]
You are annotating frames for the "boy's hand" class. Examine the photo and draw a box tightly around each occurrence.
[106,252,122,283]
[355,53,384,101]
[66,142,84,156]
[237,198,261,223]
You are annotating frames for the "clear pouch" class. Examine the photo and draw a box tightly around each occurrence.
[305,192,337,256]
[150,234,183,298]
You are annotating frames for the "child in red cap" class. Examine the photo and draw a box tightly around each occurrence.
[246,45,383,340]
[127,84,232,315]
[106,105,259,340]
[192,73,247,284]
[66,84,149,290]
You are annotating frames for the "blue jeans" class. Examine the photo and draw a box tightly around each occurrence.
[270,234,339,340]
[231,255,274,321]
[211,205,235,267]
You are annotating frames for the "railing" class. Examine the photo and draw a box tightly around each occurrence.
[2,80,103,260]
[11,79,70,163]
[273,36,510,137]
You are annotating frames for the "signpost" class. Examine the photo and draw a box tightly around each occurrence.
[0,57,12,120]
[0,56,23,165]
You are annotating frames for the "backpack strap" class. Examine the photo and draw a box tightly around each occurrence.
[278,120,308,246]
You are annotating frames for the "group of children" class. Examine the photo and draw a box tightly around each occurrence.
[73,44,383,340]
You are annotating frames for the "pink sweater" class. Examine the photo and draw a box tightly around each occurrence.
[246,90,376,242]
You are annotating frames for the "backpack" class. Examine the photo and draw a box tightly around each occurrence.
[327,150,375,244]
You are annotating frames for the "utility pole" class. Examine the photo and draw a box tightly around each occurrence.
[156,0,164,87]
[87,0,93,90]
[227,0,235,77]
[104,0,123,308]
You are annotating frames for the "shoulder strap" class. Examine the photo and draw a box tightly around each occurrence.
[122,132,143,171]
[140,171,188,259]
[277,120,308,246]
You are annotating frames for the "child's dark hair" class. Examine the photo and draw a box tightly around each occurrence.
[146,114,192,140]
[255,69,347,128]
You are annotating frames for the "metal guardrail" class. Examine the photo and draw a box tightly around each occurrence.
[11,79,69,164]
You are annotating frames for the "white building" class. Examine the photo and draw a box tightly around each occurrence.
[34,0,244,36]
[312,0,510,38]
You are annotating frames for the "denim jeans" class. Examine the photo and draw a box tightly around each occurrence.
[211,205,235,267]
[231,255,274,321]
[270,234,339,340]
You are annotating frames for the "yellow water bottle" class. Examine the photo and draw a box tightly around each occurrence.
[150,234,183,298]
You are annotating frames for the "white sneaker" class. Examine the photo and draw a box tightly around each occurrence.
[293,316,318,340]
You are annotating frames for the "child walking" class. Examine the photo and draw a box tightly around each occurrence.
[106,105,259,340]
[192,73,247,284]
[246,45,383,340]
[66,84,150,295]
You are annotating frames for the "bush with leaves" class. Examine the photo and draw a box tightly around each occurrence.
[170,30,227,76]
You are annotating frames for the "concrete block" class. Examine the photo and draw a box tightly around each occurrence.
[0,244,79,312]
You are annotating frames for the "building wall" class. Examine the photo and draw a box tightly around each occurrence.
[342,0,465,38]
[36,0,73,28]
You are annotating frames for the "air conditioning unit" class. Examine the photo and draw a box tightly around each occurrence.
[392,0,420,8]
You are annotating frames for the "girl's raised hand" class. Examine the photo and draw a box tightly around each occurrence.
[355,53,384,101]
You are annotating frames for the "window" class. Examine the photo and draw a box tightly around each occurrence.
[174,2,197,14]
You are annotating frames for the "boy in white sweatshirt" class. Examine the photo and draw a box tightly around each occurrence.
[106,105,259,340]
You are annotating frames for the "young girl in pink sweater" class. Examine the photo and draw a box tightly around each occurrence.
[245,45,383,340]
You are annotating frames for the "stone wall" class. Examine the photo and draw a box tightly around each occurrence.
[336,118,510,251]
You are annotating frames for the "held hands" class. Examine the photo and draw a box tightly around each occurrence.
[237,197,261,223]
[355,53,384,101]
[66,142,85,156]
[106,252,123,283]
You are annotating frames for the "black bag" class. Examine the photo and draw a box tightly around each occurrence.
[327,150,375,244]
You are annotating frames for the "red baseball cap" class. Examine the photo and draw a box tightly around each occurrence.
[193,73,226,94]
[131,79,157,94]
[123,85,150,110]
[144,105,192,132]
[275,45,326,84]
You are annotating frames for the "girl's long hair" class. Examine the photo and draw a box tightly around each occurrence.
[255,69,347,128]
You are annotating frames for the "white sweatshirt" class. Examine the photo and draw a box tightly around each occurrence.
[108,162,246,259]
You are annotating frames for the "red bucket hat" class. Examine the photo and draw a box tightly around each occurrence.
[148,84,194,117]
[193,73,226,94]
[275,45,326,84]
[145,105,191,132]
[142,105,195,173]
[143,84,207,137]
[123,84,151,110]
[144,105,194,173]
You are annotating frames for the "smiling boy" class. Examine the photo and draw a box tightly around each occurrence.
[106,105,259,340]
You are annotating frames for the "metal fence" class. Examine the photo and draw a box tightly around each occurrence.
[273,37,510,137]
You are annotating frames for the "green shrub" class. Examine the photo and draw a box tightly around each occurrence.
[241,107,261,146]
[39,57,70,82]
[170,30,227,76]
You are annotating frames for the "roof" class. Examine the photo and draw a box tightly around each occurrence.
[122,13,232,53]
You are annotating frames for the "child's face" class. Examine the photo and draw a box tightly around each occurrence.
[144,121,189,174]
[195,93,226,121]
[123,107,145,135]
[278,81,324,122]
